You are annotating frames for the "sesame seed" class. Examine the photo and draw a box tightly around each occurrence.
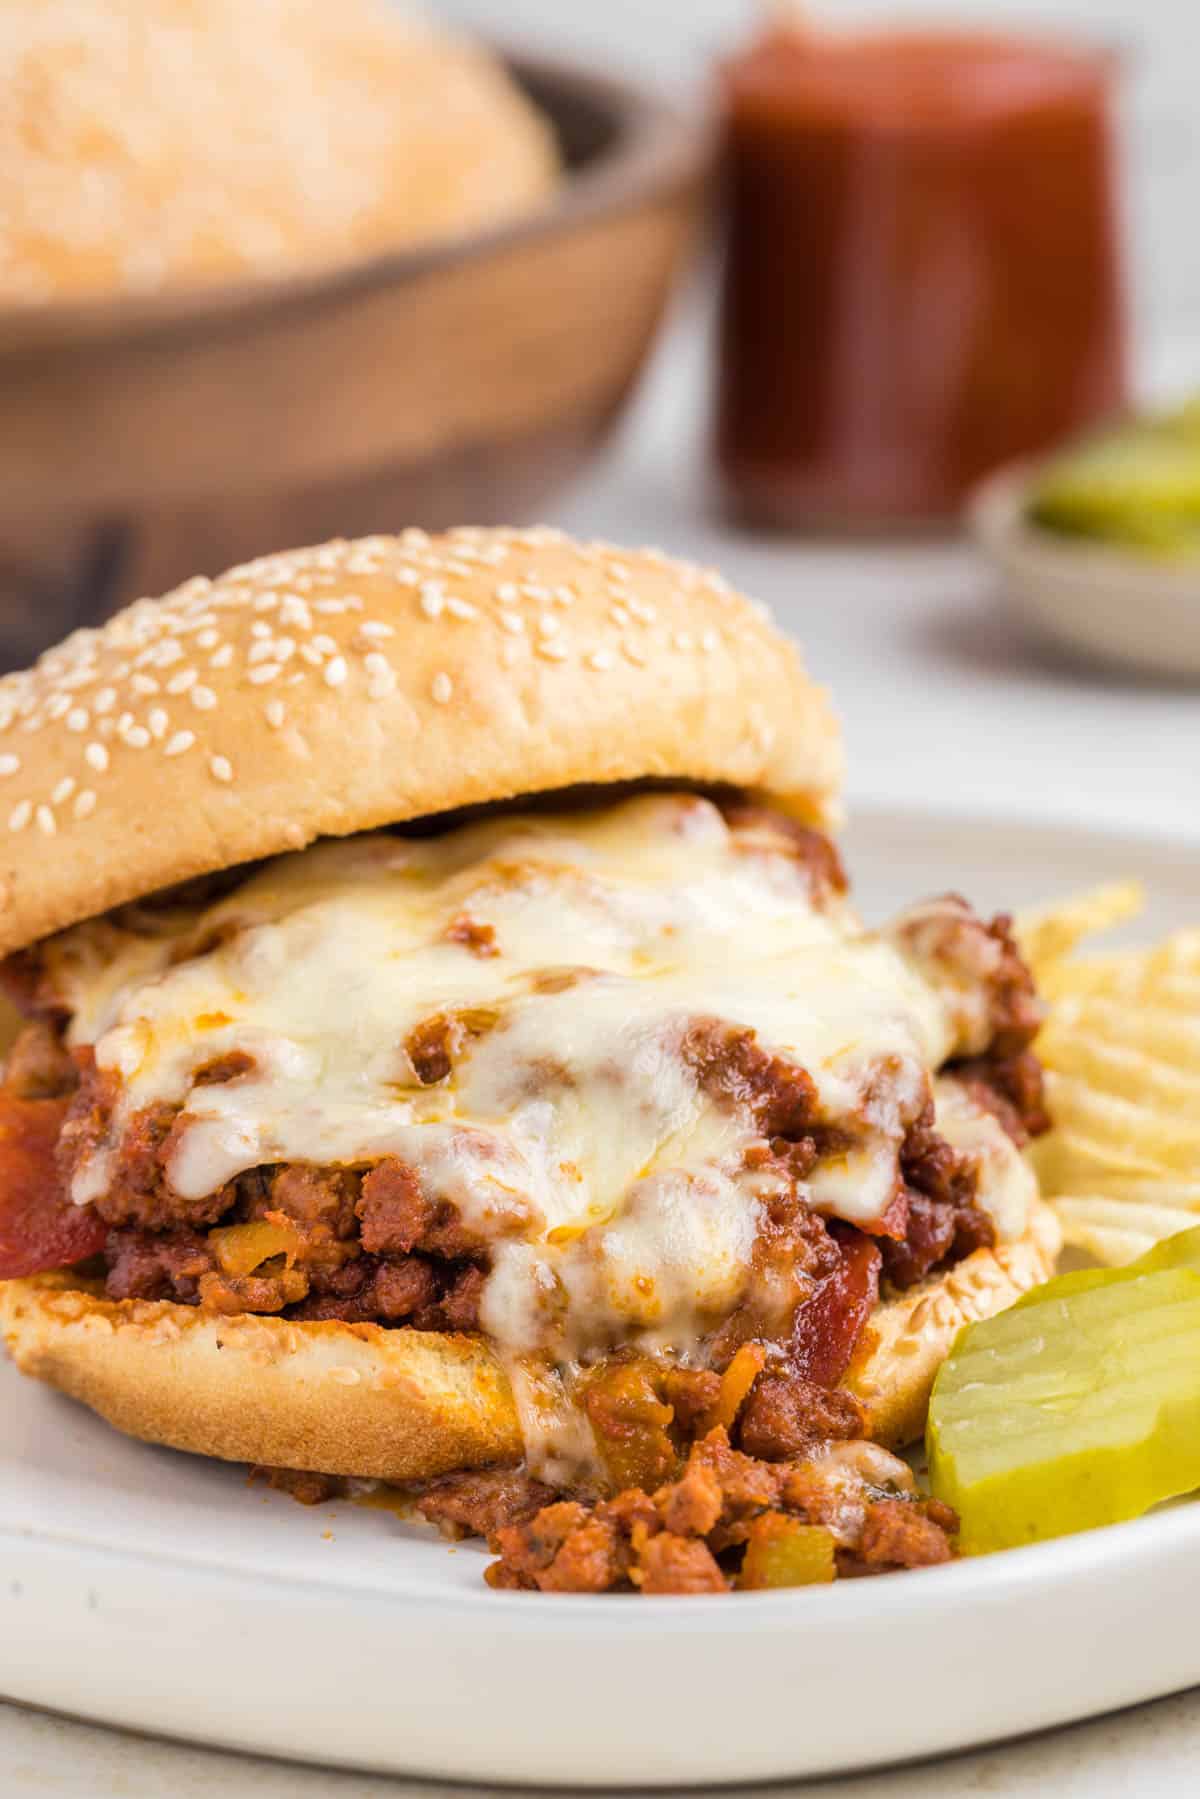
[123,725,151,749]
[7,800,30,832]
[196,628,220,650]
[131,673,161,695]
[674,631,694,651]
[359,621,393,641]
[298,644,323,667]
[587,649,615,671]
[35,805,55,838]
[279,596,312,629]
[51,776,75,805]
[419,583,445,620]
[209,756,234,784]
[313,598,347,615]
[500,641,521,668]
[538,615,560,638]
[46,694,71,720]
[93,687,116,713]
[537,640,569,663]
[85,742,109,772]
[97,718,116,740]
[446,597,478,621]
[247,640,277,666]
[498,612,524,635]
[64,706,88,732]
[148,708,168,739]
[312,634,338,656]
[496,582,519,604]
[553,586,576,608]
[191,685,217,710]
[166,669,197,694]
[248,663,282,685]
[701,629,719,652]
[431,672,453,704]
[623,640,647,667]
[73,790,97,821]
[209,645,234,670]
[610,606,630,628]
[265,700,286,729]
[0,754,19,776]
[153,640,185,667]
[250,621,272,640]
[323,656,348,688]
[164,731,195,757]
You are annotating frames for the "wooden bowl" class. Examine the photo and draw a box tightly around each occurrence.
[0,56,709,668]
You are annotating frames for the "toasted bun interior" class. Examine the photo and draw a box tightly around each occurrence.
[0,1205,1059,1480]
[0,529,841,957]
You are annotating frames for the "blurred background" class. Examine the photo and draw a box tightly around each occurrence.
[1,0,1197,834]
[444,0,1200,373]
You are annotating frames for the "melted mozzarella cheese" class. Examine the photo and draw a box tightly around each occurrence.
[48,792,1036,1476]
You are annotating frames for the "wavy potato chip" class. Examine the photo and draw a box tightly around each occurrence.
[1019,888,1200,1264]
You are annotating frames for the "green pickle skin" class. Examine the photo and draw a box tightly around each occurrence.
[928,1227,1200,1555]
[1027,404,1200,559]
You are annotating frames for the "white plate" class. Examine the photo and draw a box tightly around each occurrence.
[2,805,1197,1788]
[968,460,1200,681]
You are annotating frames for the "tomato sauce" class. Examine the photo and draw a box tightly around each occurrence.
[716,28,1128,525]
[0,1093,106,1278]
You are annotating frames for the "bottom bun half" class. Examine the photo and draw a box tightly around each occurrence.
[0,1203,1060,1480]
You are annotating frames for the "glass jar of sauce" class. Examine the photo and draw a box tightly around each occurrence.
[715,28,1128,528]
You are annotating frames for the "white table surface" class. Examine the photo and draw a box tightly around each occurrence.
[4,309,1198,1794]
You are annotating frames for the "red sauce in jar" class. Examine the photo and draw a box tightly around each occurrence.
[715,29,1128,526]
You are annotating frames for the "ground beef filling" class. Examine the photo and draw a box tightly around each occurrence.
[255,1378,958,1593]
[14,931,1045,1338]
[371,1401,956,1593]
[478,1428,959,1593]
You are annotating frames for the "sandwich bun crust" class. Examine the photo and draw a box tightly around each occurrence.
[0,528,841,957]
[0,1204,1060,1479]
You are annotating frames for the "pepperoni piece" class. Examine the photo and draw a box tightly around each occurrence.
[790,1226,881,1388]
[0,1093,106,1278]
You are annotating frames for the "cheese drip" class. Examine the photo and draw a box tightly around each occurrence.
[47,792,1036,1479]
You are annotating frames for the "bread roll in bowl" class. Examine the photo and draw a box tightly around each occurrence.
[0,0,559,305]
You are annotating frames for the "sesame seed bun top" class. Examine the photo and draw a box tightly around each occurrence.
[0,0,558,305]
[0,527,842,956]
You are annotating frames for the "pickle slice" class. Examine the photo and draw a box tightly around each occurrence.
[1010,1222,1200,1312]
[928,1265,1200,1553]
[1028,429,1200,557]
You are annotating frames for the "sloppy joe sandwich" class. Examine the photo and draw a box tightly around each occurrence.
[0,528,1059,1593]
